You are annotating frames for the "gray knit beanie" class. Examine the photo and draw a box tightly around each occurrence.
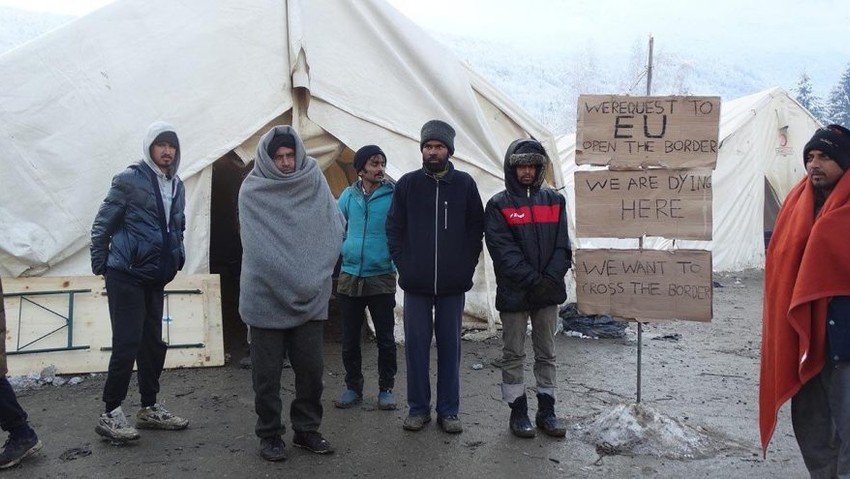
[420,120,455,155]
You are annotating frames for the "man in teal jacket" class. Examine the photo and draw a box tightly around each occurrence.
[334,145,398,411]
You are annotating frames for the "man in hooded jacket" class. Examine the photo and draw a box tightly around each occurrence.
[484,138,570,438]
[91,121,188,443]
[238,125,344,462]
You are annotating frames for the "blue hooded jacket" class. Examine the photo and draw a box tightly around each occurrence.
[338,180,396,277]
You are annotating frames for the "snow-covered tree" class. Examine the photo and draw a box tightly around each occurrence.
[793,72,826,122]
[825,64,850,127]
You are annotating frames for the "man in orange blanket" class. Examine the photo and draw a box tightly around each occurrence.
[761,124,850,477]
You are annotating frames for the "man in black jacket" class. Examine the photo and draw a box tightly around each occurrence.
[90,121,189,443]
[484,138,571,438]
[386,119,484,434]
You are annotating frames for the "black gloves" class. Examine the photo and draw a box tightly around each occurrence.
[527,276,562,306]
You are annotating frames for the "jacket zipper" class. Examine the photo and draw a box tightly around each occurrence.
[527,187,543,270]
[433,179,440,294]
[357,191,369,295]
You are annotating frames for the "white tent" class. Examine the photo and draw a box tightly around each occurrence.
[0,0,558,327]
[557,87,820,274]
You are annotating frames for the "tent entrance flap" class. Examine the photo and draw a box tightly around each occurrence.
[763,178,782,249]
[209,152,252,355]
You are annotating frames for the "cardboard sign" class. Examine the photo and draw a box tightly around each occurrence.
[576,95,721,168]
[575,169,712,240]
[575,249,713,321]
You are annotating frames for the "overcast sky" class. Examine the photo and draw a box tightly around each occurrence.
[4,0,846,56]
[1,0,848,93]
[5,0,847,43]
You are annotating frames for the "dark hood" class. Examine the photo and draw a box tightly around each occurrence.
[503,138,548,196]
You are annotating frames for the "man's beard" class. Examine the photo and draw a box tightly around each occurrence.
[424,158,447,172]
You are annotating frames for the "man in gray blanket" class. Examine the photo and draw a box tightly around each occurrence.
[238,125,345,462]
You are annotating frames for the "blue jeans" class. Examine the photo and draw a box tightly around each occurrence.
[338,293,397,393]
[403,292,464,418]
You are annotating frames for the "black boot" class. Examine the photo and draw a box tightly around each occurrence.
[535,393,566,437]
[508,395,535,438]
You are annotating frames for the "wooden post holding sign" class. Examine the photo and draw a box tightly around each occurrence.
[575,169,713,240]
[576,95,721,169]
[575,249,713,321]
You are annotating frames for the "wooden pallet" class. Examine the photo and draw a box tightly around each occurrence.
[2,274,224,375]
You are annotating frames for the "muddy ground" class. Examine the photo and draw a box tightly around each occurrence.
[3,269,808,478]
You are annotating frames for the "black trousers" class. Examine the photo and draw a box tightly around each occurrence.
[250,321,324,439]
[338,293,397,393]
[0,377,30,437]
[102,276,167,410]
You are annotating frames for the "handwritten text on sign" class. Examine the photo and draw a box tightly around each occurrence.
[575,169,713,240]
[575,249,712,321]
[575,95,721,168]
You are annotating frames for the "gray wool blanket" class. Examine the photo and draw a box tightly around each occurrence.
[238,125,345,329]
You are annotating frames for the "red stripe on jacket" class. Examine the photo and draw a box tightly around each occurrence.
[500,204,561,225]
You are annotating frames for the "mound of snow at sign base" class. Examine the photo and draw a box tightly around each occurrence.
[577,403,717,459]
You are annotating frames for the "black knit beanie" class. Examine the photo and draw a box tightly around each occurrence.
[267,133,296,158]
[353,145,385,172]
[804,124,850,170]
[420,120,455,155]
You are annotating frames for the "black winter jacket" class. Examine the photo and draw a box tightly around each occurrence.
[90,161,186,285]
[386,162,484,295]
[484,140,571,312]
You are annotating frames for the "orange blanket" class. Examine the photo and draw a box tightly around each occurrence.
[760,171,850,454]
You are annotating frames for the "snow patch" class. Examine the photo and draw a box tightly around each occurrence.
[575,403,719,459]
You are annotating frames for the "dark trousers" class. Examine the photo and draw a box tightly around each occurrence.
[338,293,397,394]
[792,360,850,478]
[403,292,464,418]
[0,377,31,437]
[102,276,168,410]
[250,321,324,439]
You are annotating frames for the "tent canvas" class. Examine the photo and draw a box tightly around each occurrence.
[0,0,559,330]
[557,87,820,281]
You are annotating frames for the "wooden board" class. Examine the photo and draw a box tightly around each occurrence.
[575,249,713,321]
[2,274,224,375]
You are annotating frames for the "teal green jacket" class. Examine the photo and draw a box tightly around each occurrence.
[338,180,396,277]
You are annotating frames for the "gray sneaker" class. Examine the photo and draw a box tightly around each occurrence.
[437,415,463,434]
[96,406,140,442]
[402,414,431,431]
[136,403,189,430]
